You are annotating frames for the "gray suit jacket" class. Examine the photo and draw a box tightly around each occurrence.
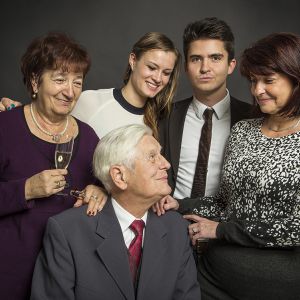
[31,198,200,300]
[159,96,252,193]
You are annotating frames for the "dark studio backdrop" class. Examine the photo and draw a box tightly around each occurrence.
[1,0,299,104]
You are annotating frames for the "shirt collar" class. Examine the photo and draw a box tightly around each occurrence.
[192,89,230,120]
[111,197,148,233]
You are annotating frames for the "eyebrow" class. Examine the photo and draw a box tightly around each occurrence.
[189,53,224,59]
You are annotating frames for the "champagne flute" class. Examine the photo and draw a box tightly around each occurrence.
[55,136,74,194]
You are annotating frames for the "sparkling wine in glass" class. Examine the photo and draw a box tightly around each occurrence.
[55,136,74,194]
[55,137,74,169]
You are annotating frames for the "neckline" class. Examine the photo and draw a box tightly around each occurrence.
[257,118,300,140]
[113,88,145,115]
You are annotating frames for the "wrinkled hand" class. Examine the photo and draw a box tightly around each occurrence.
[73,184,108,216]
[0,97,22,111]
[25,169,68,200]
[183,214,219,245]
[152,195,179,216]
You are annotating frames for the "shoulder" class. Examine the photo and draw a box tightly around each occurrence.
[231,118,262,133]
[230,96,252,110]
[172,97,193,110]
[72,88,116,122]
[155,210,189,232]
[0,106,23,124]
[79,88,114,100]
[75,117,98,139]
[49,206,97,233]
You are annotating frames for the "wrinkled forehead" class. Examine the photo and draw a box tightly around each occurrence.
[136,135,161,155]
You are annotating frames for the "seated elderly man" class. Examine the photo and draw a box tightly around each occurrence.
[30,124,200,300]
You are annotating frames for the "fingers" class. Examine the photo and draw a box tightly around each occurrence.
[53,178,67,190]
[183,214,202,222]
[0,102,5,112]
[86,194,107,216]
[49,169,68,176]
[152,202,164,216]
[1,97,21,110]
[83,185,108,216]
[73,198,84,208]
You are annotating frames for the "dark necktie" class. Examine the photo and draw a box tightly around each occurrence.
[191,108,214,198]
[128,219,145,283]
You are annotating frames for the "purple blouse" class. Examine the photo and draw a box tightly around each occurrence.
[0,107,99,299]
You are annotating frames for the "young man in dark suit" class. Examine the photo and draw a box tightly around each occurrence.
[160,17,252,199]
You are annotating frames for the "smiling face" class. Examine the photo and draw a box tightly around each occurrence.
[185,39,236,103]
[126,135,171,204]
[128,49,176,101]
[250,73,293,115]
[32,68,83,118]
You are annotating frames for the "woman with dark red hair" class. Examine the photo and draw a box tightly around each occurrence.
[155,32,300,299]
[0,32,103,299]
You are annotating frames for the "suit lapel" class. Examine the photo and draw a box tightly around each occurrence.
[95,199,135,300]
[136,211,168,299]
[168,97,192,180]
[230,96,252,127]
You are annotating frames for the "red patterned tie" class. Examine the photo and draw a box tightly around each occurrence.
[128,220,145,282]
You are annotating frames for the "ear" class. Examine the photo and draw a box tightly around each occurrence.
[129,53,137,71]
[30,73,39,93]
[227,58,236,75]
[110,165,128,190]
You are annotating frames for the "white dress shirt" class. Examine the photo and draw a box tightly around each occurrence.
[174,90,231,198]
[111,198,148,248]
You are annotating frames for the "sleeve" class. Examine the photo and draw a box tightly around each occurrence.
[30,217,75,300]
[177,193,226,220]
[217,198,300,248]
[173,223,201,300]
[0,128,34,217]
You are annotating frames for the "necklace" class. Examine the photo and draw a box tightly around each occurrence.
[30,103,69,142]
[267,118,300,132]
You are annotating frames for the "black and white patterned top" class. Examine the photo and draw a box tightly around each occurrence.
[179,118,300,248]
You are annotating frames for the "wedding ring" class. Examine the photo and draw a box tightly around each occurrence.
[56,181,61,188]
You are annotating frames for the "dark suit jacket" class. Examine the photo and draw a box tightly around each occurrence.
[31,198,200,300]
[159,96,252,193]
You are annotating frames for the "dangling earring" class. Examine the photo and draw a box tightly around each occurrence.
[32,91,37,99]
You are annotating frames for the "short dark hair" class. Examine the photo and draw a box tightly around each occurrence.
[183,17,235,62]
[240,32,300,117]
[21,32,90,97]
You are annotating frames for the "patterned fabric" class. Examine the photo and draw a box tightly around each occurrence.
[128,220,145,282]
[190,118,300,247]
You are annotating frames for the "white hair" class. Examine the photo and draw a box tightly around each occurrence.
[93,124,153,192]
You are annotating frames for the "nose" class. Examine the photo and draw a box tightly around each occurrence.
[252,81,265,97]
[200,58,209,74]
[159,154,171,170]
[62,82,75,99]
[152,71,162,83]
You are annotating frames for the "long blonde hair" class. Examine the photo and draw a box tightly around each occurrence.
[123,32,181,139]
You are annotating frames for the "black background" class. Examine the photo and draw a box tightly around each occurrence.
[1,0,299,104]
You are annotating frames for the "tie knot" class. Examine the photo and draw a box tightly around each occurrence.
[130,220,145,236]
[203,109,214,121]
